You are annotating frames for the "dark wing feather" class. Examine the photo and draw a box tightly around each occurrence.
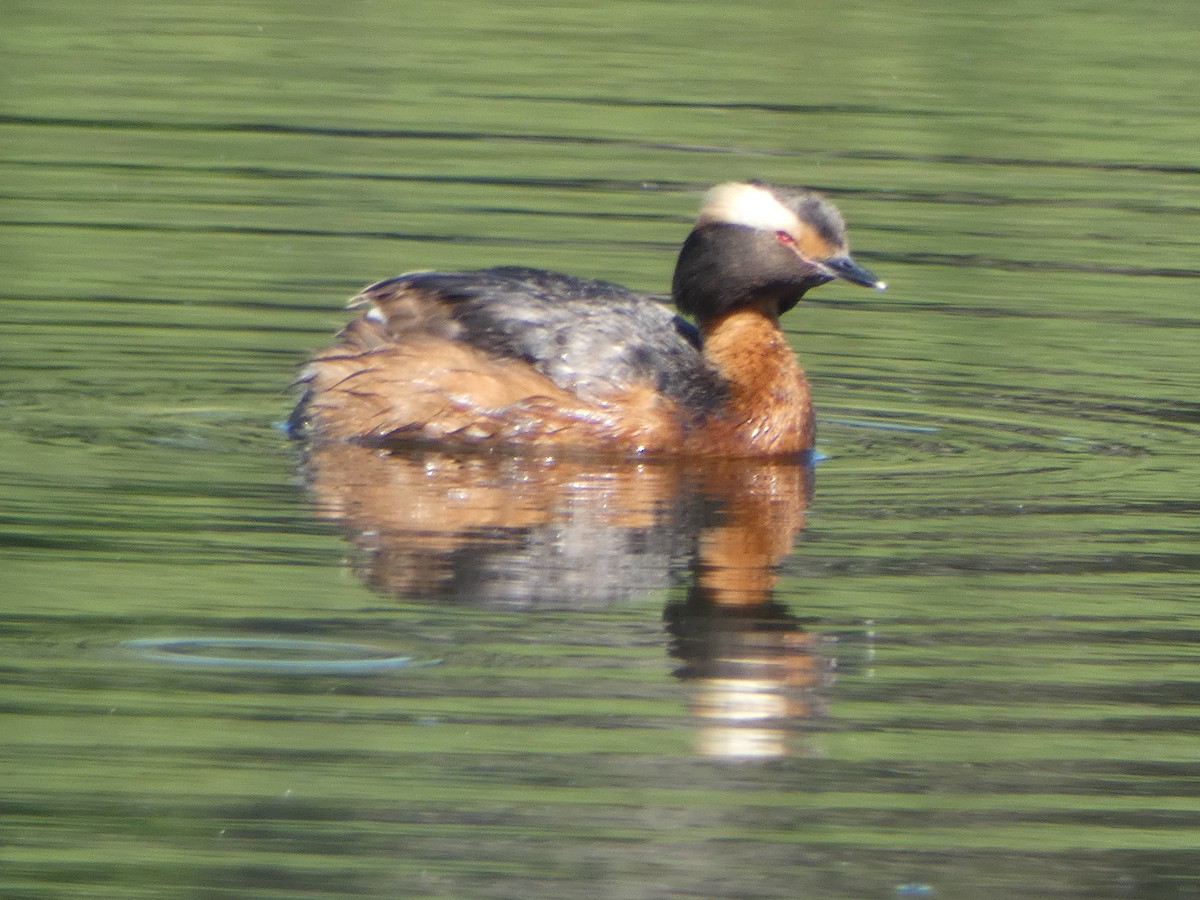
[359,266,726,414]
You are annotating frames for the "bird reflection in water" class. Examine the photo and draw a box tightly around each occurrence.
[298,442,833,758]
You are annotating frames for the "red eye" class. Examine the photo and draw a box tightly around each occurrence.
[775,230,796,246]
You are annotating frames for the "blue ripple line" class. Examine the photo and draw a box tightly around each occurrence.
[826,418,940,433]
[120,637,442,674]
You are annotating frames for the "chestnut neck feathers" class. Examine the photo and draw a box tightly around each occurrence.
[699,300,813,454]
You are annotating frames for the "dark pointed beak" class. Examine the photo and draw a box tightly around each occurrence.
[822,255,887,291]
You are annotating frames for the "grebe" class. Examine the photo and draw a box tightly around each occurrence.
[290,181,885,456]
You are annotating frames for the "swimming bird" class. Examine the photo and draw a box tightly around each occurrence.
[289,181,884,456]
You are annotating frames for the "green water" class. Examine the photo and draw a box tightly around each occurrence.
[3,1,1200,897]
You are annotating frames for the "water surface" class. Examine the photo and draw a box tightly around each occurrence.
[2,1,1199,897]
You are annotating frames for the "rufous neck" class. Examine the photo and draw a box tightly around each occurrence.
[699,301,791,385]
[699,301,813,454]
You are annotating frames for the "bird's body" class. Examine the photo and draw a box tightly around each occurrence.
[290,181,884,457]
